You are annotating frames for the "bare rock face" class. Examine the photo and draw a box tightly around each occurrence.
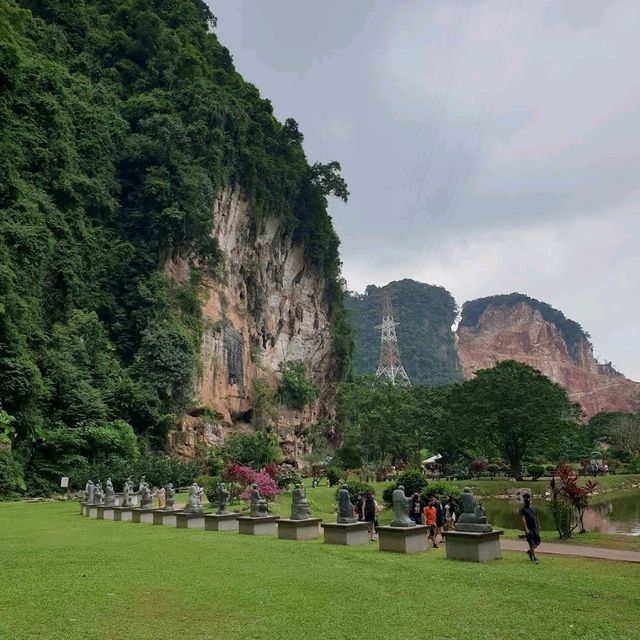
[456,301,640,419]
[166,187,337,461]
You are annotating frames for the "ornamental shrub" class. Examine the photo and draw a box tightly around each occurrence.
[382,468,427,504]
[334,478,374,502]
[240,469,278,501]
[527,464,546,480]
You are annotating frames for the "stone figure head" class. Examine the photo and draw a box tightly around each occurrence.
[463,487,471,494]
[340,483,348,490]
[397,485,405,493]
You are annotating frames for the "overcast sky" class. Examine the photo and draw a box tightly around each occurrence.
[211,0,640,381]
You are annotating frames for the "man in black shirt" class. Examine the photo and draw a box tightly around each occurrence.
[520,493,541,564]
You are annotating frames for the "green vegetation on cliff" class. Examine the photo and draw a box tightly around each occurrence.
[0,0,350,495]
[460,293,589,363]
[344,279,460,386]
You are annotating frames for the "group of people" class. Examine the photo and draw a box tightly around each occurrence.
[352,490,458,545]
[409,494,457,548]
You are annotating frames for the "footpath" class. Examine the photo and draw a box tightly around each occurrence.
[500,538,640,563]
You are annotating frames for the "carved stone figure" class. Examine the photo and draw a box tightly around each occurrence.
[455,487,492,533]
[390,486,415,527]
[216,482,230,515]
[290,483,310,520]
[94,481,104,505]
[165,483,175,510]
[85,480,95,504]
[250,484,269,517]
[183,483,204,514]
[121,478,132,507]
[104,477,115,506]
[139,477,153,509]
[337,484,357,524]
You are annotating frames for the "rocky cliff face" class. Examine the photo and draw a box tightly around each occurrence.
[456,301,640,419]
[166,187,337,461]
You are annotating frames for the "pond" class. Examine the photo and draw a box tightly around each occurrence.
[482,490,640,535]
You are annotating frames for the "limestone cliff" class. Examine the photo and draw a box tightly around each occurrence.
[167,187,337,461]
[456,298,640,419]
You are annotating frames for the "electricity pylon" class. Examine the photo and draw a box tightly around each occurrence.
[375,289,411,387]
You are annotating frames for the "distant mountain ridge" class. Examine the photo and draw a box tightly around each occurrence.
[346,280,640,419]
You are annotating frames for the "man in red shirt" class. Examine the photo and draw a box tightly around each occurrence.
[423,497,438,548]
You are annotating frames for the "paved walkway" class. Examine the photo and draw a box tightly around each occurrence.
[500,538,640,563]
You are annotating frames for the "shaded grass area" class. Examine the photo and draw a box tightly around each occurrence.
[1,501,640,640]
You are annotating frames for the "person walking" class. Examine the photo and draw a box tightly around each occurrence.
[444,495,456,532]
[364,490,379,541]
[355,492,365,521]
[433,494,446,543]
[520,493,541,564]
[423,497,438,548]
[409,493,424,525]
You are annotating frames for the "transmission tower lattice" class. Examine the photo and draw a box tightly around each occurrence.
[375,290,411,387]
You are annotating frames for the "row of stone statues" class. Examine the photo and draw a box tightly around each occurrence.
[85,476,486,529]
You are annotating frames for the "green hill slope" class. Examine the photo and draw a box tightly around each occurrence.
[345,279,461,386]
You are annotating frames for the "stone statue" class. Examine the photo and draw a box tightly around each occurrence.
[85,480,95,504]
[183,483,204,514]
[121,478,132,507]
[165,483,175,510]
[250,484,269,517]
[139,477,153,509]
[336,484,357,524]
[215,482,230,515]
[94,481,104,505]
[290,483,310,520]
[455,487,492,533]
[104,477,115,507]
[390,485,415,527]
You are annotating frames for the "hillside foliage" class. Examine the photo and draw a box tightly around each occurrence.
[0,0,350,495]
[344,279,461,387]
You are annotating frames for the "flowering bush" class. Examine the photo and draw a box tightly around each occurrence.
[240,469,278,501]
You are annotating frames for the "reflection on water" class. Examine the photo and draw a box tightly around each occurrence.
[483,491,640,535]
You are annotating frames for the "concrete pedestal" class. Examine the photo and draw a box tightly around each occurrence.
[88,505,99,518]
[322,522,369,546]
[131,508,154,524]
[377,525,429,554]
[237,516,279,536]
[445,530,503,562]
[153,509,177,526]
[96,505,115,520]
[80,501,86,515]
[204,513,240,532]
[113,507,134,522]
[278,518,322,540]
[175,512,206,529]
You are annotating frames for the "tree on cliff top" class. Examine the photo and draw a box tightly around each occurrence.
[453,360,582,480]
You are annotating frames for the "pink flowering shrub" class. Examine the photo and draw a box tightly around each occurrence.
[239,469,279,501]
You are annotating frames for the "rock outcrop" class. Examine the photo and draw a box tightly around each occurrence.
[166,187,337,461]
[456,300,640,419]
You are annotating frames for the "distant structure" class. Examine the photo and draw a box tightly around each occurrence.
[375,289,411,387]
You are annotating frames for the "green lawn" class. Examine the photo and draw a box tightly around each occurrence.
[1,501,639,640]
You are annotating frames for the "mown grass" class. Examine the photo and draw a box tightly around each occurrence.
[1,501,639,640]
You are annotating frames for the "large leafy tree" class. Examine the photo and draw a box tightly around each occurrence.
[454,360,582,479]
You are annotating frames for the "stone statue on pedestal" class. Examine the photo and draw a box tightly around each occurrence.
[390,485,415,527]
[85,480,95,504]
[183,483,204,514]
[455,487,492,533]
[139,477,153,509]
[121,478,132,507]
[337,484,357,524]
[94,481,104,505]
[216,482,230,515]
[104,477,115,506]
[165,483,175,510]
[250,484,269,517]
[290,483,310,520]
